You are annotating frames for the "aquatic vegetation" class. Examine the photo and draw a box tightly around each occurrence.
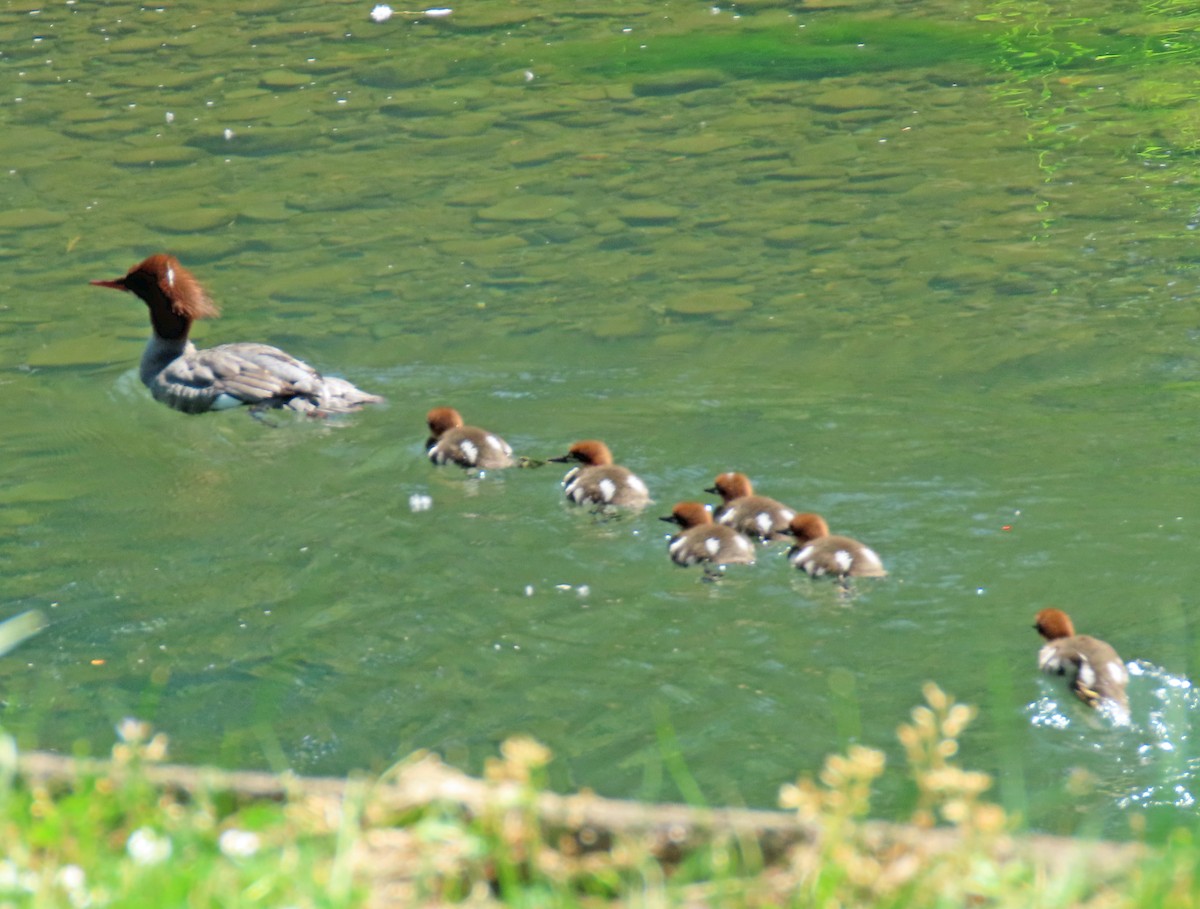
[547,18,995,82]
[983,0,1200,163]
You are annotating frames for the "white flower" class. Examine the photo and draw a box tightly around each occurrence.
[55,865,91,907]
[115,717,150,744]
[0,859,38,893]
[126,827,172,865]
[218,829,261,858]
[55,865,86,891]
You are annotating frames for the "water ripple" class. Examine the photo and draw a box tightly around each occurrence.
[1028,660,1200,811]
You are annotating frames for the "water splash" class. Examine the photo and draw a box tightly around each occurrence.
[1027,660,1200,811]
[1120,661,1199,810]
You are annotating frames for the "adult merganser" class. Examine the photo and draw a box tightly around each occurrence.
[426,406,514,469]
[705,472,796,540]
[1034,608,1130,724]
[785,513,887,580]
[549,439,650,509]
[90,254,384,416]
[661,501,755,574]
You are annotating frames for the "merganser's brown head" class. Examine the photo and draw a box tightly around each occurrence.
[705,471,754,502]
[786,512,832,544]
[1034,608,1076,641]
[91,254,220,340]
[426,406,465,439]
[660,501,712,529]
[549,439,614,467]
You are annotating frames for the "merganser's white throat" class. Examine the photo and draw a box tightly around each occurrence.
[91,253,384,416]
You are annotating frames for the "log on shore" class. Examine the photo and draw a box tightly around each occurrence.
[14,749,1140,880]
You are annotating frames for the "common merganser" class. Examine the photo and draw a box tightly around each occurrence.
[549,439,650,509]
[661,501,755,574]
[1034,607,1130,724]
[705,472,796,540]
[90,254,384,416]
[426,406,514,469]
[785,513,887,580]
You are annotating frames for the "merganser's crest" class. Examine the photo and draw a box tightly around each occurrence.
[94,254,221,326]
[709,472,754,501]
[788,512,831,543]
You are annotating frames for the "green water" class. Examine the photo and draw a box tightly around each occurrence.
[3,0,1200,834]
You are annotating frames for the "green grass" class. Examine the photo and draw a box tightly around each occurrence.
[1,724,361,908]
[4,691,1200,908]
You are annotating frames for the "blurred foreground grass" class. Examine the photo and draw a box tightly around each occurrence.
[2,685,1196,908]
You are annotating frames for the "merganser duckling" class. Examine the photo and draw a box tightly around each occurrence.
[661,501,755,575]
[549,440,650,509]
[1034,608,1130,724]
[706,472,796,540]
[785,513,886,580]
[426,406,514,469]
[90,254,384,416]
